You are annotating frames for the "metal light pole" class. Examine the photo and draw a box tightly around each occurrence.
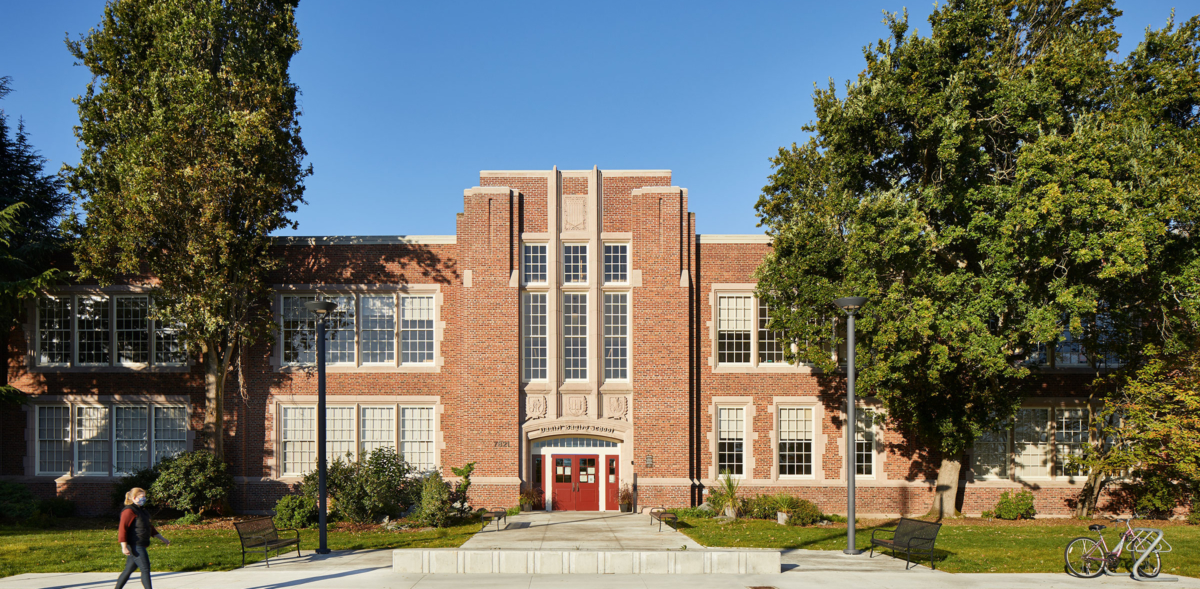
[834,296,867,556]
[304,299,337,555]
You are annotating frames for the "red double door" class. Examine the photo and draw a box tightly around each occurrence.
[551,454,619,511]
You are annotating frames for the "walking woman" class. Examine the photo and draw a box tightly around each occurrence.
[114,487,169,589]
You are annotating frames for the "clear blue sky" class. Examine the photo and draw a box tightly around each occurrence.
[1,1,1192,237]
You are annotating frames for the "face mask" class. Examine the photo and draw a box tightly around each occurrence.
[134,497,147,506]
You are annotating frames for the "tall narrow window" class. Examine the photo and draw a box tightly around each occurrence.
[115,296,150,364]
[563,245,588,284]
[325,295,356,365]
[972,425,1010,479]
[360,296,396,364]
[717,295,752,364]
[523,244,547,283]
[76,296,110,366]
[114,406,149,475]
[153,406,188,463]
[522,292,547,380]
[563,293,588,380]
[778,407,813,476]
[1055,408,1088,477]
[75,406,110,474]
[855,409,876,476]
[604,244,628,283]
[401,406,434,470]
[37,406,70,474]
[400,295,435,364]
[327,407,355,461]
[282,295,317,365]
[1015,408,1050,478]
[604,293,628,380]
[154,315,187,365]
[717,407,745,476]
[757,300,785,364]
[359,406,395,455]
[281,406,315,475]
[37,297,71,365]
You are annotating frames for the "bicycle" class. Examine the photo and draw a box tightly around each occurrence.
[1064,515,1167,578]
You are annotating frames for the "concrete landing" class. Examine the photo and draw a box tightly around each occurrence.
[460,511,704,551]
[391,548,781,574]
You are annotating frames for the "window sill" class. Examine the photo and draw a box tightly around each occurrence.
[28,364,192,374]
[275,364,441,374]
[711,364,814,374]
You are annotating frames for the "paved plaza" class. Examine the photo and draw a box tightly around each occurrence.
[460,511,705,551]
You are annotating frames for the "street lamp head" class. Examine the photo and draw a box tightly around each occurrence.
[833,296,868,313]
[304,300,338,317]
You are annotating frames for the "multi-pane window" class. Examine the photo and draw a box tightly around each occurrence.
[115,297,150,364]
[153,406,188,463]
[717,295,753,364]
[757,300,785,364]
[563,293,588,380]
[717,407,745,476]
[855,409,876,476]
[37,297,71,365]
[282,295,318,364]
[564,245,588,283]
[75,406,111,475]
[604,293,628,380]
[523,244,547,284]
[778,407,813,476]
[1055,409,1088,477]
[973,425,1010,479]
[604,244,628,283]
[400,407,435,471]
[282,406,316,476]
[36,295,187,368]
[76,297,110,366]
[360,296,396,364]
[1015,408,1051,478]
[360,406,395,456]
[400,295,435,364]
[37,406,70,474]
[522,293,548,381]
[327,407,355,461]
[114,406,149,475]
[325,295,357,364]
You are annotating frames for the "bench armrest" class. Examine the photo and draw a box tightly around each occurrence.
[905,535,937,550]
[871,528,896,541]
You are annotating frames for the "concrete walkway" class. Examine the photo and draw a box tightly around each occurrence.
[461,511,705,551]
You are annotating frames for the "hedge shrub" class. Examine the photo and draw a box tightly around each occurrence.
[149,450,233,516]
[993,489,1037,520]
[417,472,451,528]
[274,494,318,529]
[0,482,36,521]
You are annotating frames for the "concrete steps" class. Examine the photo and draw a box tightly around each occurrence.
[391,549,781,574]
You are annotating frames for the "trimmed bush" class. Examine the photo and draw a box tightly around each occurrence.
[0,482,36,521]
[671,507,716,519]
[417,472,451,528]
[149,450,234,516]
[785,499,823,526]
[744,494,779,520]
[274,494,318,529]
[299,447,419,524]
[993,489,1037,520]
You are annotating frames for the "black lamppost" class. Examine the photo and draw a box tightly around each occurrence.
[304,299,337,555]
[834,296,867,555]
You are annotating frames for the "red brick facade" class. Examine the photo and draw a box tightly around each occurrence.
[2,168,1112,517]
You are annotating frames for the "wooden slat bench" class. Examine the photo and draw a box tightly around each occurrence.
[649,507,678,532]
[233,517,301,567]
[869,517,942,570]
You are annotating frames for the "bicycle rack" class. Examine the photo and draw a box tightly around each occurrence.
[1128,527,1177,583]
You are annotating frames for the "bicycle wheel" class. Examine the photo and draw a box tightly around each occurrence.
[1065,537,1106,578]
[1134,550,1161,578]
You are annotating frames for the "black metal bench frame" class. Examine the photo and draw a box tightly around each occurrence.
[481,508,507,531]
[649,507,677,532]
[870,517,942,570]
[233,516,301,568]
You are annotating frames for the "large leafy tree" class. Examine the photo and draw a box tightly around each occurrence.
[756,0,1200,518]
[63,0,311,460]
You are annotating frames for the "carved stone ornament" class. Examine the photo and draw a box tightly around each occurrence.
[565,396,587,417]
[563,195,587,231]
[526,395,547,420]
[605,395,628,420]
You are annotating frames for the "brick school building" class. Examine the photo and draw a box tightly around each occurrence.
[2,168,1103,517]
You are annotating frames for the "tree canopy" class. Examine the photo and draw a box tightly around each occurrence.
[754,0,1200,516]
[63,0,311,459]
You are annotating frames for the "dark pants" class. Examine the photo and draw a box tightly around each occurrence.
[114,545,152,589]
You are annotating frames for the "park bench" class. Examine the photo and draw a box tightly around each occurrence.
[481,508,507,531]
[648,507,678,532]
[233,516,301,567]
[869,517,942,570]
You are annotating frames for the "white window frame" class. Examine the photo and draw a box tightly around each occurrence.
[281,406,317,477]
[969,402,1093,482]
[715,405,748,479]
[709,285,805,372]
[30,401,189,478]
[399,294,435,366]
[602,242,629,284]
[32,294,189,370]
[602,291,629,381]
[776,405,816,479]
[853,406,879,480]
[113,404,150,476]
[35,405,71,476]
[562,243,589,285]
[274,400,440,479]
[562,292,588,381]
[36,296,72,367]
[522,291,549,382]
[522,242,549,285]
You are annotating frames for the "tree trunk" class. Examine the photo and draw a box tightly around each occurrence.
[1075,470,1106,518]
[203,344,232,461]
[927,455,963,520]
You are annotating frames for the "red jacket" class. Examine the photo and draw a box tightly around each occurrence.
[118,507,158,544]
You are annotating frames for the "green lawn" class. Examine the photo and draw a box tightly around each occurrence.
[0,517,479,578]
[673,516,1200,578]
